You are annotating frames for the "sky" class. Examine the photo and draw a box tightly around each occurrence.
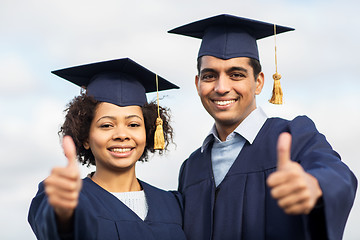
[1,0,359,239]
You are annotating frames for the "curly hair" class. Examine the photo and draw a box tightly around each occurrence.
[59,94,174,166]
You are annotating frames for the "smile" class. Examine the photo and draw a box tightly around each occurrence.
[110,148,132,153]
[213,99,236,106]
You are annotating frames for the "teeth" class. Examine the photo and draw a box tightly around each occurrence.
[214,100,235,106]
[111,148,131,153]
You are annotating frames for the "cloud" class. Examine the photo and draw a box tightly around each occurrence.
[0,55,38,94]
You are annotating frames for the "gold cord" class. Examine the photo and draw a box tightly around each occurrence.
[274,24,278,74]
[156,74,160,117]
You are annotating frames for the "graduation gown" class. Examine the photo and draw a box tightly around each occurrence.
[28,177,186,240]
[179,116,357,240]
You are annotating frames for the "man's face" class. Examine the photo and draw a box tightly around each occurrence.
[195,56,264,135]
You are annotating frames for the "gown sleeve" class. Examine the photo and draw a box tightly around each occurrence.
[289,116,357,239]
[28,181,97,240]
[28,181,64,240]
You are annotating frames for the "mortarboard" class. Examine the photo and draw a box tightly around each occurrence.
[168,14,294,104]
[168,14,294,61]
[52,58,179,107]
[52,58,178,149]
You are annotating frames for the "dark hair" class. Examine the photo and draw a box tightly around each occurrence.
[196,56,262,79]
[248,58,262,79]
[59,94,174,166]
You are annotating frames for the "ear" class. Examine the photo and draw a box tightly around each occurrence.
[195,75,200,96]
[255,72,265,95]
[83,140,90,150]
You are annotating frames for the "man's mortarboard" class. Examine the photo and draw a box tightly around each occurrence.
[168,14,294,61]
[168,14,294,104]
[52,58,179,107]
[52,58,178,149]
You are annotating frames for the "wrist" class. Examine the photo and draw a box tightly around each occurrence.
[54,208,74,234]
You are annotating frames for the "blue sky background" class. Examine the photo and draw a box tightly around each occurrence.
[1,0,359,239]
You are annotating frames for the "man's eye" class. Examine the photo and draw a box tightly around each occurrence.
[202,74,216,81]
[231,73,244,77]
[231,73,245,78]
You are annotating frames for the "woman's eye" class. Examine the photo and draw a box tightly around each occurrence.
[129,123,140,128]
[100,124,112,128]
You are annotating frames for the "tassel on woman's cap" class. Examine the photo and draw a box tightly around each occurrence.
[269,24,283,105]
[154,74,165,150]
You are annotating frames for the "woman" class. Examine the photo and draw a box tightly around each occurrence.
[28,58,186,240]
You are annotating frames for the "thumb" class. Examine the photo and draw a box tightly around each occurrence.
[277,132,292,170]
[62,135,77,168]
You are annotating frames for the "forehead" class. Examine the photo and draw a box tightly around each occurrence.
[200,56,252,70]
[94,102,143,118]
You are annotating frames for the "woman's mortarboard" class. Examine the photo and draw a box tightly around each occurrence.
[52,58,179,107]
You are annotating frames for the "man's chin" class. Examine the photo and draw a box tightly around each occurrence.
[214,116,243,128]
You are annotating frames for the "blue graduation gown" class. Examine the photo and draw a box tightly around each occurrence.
[28,177,186,240]
[179,116,357,240]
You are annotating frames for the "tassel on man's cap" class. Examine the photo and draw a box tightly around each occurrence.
[269,24,283,104]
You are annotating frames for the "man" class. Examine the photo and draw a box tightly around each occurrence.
[168,14,357,239]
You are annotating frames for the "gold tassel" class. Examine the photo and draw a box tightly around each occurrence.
[154,74,165,150]
[269,73,283,104]
[269,24,283,105]
[154,117,165,149]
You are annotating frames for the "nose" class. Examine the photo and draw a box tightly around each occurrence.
[112,126,130,141]
[214,74,231,95]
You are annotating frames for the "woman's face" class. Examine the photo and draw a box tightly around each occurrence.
[84,102,146,174]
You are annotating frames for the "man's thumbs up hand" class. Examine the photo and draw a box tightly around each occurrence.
[267,132,322,215]
[276,132,292,170]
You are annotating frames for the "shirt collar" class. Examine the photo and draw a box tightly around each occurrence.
[201,107,268,152]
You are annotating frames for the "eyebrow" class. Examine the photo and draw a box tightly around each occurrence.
[125,115,143,121]
[226,66,248,73]
[200,68,217,76]
[200,66,248,76]
[96,114,143,123]
[96,116,116,123]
